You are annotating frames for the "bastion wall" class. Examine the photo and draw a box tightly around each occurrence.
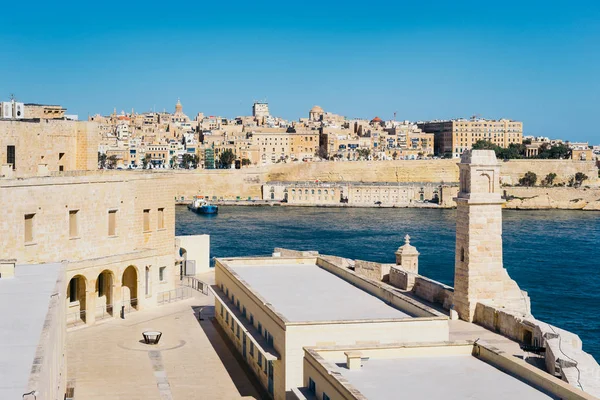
[171,159,599,206]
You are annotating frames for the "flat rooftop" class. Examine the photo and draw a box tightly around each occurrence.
[0,263,62,399]
[228,262,411,322]
[332,354,557,399]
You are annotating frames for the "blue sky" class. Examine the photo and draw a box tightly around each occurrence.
[1,0,599,142]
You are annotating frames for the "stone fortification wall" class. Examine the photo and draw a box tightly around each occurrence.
[171,160,599,206]
[499,159,599,186]
[503,186,600,210]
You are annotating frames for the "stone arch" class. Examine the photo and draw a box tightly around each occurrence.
[96,269,115,316]
[122,265,139,309]
[66,274,88,323]
[480,173,493,193]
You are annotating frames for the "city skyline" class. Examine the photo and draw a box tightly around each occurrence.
[2,1,599,143]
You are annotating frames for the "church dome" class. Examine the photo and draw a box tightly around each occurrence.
[371,116,382,123]
[310,105,324,113]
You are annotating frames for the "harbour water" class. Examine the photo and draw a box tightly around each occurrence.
[176,205,600,360]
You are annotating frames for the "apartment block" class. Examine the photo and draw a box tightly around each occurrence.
[418,118,523,158]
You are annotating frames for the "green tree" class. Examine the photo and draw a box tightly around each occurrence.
[542,172,557,186]
[182,153,199,169]
[472,140,498,151]
[519,171,537,187]
[356,148,371,160]
[170,156,179,169]
[574,172,588,187]
[537,143,571,159]
[219,149,236,168]
[142,154,152,169]
[98,152,107,169]
[241,158,251,166]
[107,155,119,169]
[392,151,398,160]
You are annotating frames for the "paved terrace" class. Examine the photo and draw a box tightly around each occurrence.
[67,272,263,400]
[229,263,411,322]
[332,354,558,400]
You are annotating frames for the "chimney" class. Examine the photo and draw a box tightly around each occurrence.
[345,351,362,370]
[0,259,16,278]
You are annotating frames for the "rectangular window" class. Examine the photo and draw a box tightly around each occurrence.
[69,210,79,238]
[225,312,229,324]
[157,207,164,229]
[143,209,150,231]
[242,306,246,318]
[220,304,224,317]
[308,378,316,394]
[159,266,166,282]
[258,353,262,367]
[231,320,234,332]
[250,342,254,357]
[258,322,262,336]
[7,145,15,169]
[108,210,117,236]
[323,393,330,400]
[236,324,240,339]
[250,314,254,326]
[24,213,35,243]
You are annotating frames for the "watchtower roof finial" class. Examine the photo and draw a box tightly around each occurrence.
[404,234,411,244]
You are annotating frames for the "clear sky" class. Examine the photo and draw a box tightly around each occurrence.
[1,0,599,143]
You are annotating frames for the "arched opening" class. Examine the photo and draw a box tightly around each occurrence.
[96,270,114,317]
[122,265,138,310]
[66,275,87,324]
[145,266,151,296]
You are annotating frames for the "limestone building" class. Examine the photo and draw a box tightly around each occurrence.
[253,102,270,119]
[418,117,523,158]
[0,119,99,177]
[211,255,448,400]
[294,342,591,400]
[0,173,178,326]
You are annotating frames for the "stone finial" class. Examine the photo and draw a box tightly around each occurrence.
[404,234,411,245]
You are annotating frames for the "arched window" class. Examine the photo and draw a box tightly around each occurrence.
[324,190,328,194]
[145,266,150,296]
[311,189,315,194]
[318,189,321,194]
[292,189,296,193]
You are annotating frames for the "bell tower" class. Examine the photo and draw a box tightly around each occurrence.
[453,150,529,322]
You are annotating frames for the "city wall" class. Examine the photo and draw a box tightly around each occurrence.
[171,160,599,210]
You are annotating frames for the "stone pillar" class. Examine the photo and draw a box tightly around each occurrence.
[395,235,419,274]
[85,287,96,325]
[452,150,529,322]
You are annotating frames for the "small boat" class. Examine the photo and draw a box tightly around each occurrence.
[188,197,218,214]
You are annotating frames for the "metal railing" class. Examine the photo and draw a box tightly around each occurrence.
[181,276,210,295]
[157,286,193,305]
[66,298,138,327]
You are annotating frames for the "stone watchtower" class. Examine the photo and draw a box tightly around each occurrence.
[453,150,530,322]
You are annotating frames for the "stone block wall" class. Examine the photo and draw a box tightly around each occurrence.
[412,276,454,310]
[0,172,175,264]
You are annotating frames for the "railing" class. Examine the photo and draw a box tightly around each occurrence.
[66,310,86,327]
[66,298,138,327]
[181,276,210,295]
[157,286,193,305]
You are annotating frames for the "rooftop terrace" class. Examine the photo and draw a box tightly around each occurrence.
[228,262,412,322]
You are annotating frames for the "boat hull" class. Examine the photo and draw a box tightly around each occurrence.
[188,204,218,214]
